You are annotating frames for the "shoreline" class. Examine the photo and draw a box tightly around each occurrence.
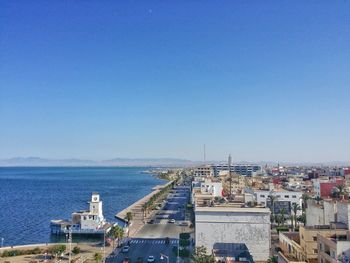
[115,180,174,237]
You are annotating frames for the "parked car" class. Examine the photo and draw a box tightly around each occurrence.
[168,219,175,224]
[147,256,155,262]
[147,219,154,224]
[122,246,130,253]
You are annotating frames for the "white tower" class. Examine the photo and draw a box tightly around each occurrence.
[89,193,104,222]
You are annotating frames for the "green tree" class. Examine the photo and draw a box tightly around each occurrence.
[268,194,278,223]
[125,212,133,225]
[108,225,124,249]
[291,203,301,230]
[93,252,102,263]
[298,213,306,226]
[50,245,66,257]
[279,208,287,226]
[337,184,347,195]
[267,256,278,263]
[191,246,215,263]
[72,246,80,255]
[301,193,310,211]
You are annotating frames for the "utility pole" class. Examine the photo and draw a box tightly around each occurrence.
[103,229,106,263]
[228,154,232,200]
[68,228,72,263]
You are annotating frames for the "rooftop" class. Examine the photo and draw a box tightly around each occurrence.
[195,206,270,213]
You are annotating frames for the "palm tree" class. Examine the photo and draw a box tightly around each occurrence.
[336,184,348,198]
[125,212,133,225]
[280,208,286,226]
[268,194,278,223]
[108,225,124,249]
[297,213,306,226]
[301,193,310,211]
[267,256,278,263]
[291,203,301,230]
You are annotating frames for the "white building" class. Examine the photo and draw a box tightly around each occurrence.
[254,190,303,215]
[72,193,105,230]
[305,199,336,227]
[195,206,271,262]
[201,178,223,197]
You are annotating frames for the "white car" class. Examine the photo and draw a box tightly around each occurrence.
[122,246,130,253]
[147,255,155,262]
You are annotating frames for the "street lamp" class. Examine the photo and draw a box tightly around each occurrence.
[1,237,4,248]
[160,253,169,263]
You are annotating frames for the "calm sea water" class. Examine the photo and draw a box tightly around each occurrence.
[0,167,166,246]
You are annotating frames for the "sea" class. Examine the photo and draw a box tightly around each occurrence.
[0,167,167,246]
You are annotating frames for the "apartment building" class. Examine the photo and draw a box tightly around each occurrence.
[254,189,303,215]
[195,205,271,262]
[317,231,350,263]
[299,224,348,263]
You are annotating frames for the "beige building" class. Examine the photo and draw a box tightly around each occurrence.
[317,231,350,263]
[279,232,305,262]
[299,224,348,263]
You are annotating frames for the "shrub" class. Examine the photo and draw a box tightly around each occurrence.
[31,247,42,254]
[179,239,190,247]
[179,248,190,258]
[49,244,66,255]
[72,246,81,255]
[179,233,190,240]
[276,226,289,233]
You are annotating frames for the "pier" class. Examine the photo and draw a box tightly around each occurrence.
[115,180,174,237]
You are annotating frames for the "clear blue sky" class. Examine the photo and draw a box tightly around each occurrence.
[1,1,349,162]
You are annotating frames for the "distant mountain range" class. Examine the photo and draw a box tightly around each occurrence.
[0,157,348,167]
[0,157,199,167]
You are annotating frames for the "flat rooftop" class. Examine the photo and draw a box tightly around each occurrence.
[195,206,270,213]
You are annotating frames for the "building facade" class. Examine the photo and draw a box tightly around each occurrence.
[195,206,271,262]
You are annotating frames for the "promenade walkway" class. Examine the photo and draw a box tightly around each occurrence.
[115,181,173,237]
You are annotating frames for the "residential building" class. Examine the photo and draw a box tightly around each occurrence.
[254,189,303,215]
[279,232,304,262]
[306,199,336,227]
[212,164,262,176]
[313,178,344,198]
[194,165,212,177]
[317,231,350,263]
[299,223,348,263]
[195,206,270,262]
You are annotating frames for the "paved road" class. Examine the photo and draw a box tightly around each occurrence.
[136,186,191,238]
[106,238,178,263]
[108,186,192,263]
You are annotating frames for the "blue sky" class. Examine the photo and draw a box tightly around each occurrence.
[1,1,349,162]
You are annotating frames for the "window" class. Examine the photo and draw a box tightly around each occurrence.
[331,250,335,258]
[313,236,317,241]
[313,249,318,254]
[285,195,290,198]
[292,195,297,198]
[260,195,265,198]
